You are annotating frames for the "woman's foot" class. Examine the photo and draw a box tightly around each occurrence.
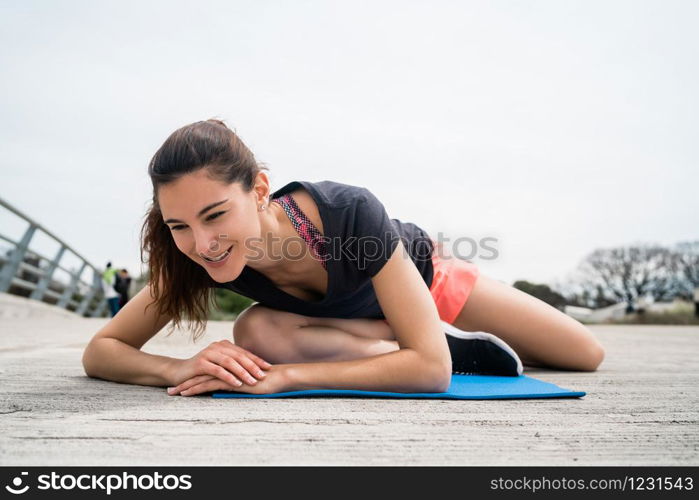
[442,321,523,376]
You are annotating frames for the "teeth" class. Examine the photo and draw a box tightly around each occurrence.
[204,249,230,262]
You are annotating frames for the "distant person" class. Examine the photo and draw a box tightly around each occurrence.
[694,287,699,318]
[101,262,120,317]
[115,269,132,309]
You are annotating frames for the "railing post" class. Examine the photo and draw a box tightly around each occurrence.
[56,261,88,309]
[0,224,37,293]
[1,197,107,316]
[89,271,108,317]
[92,298,108,318]
[76,268,102,316]
[29,245,66,301]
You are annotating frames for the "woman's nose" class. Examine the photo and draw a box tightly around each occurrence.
[193,231,221,256]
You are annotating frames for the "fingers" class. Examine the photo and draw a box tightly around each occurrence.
[222,348,268,380]
[180,381,218,396]
[168,374,248,397]
[205,351,258,386]
[209,344,271,384]
[243,350,273,371]
[218,340,273,371]
[168,374,214,395]
[204,358,247,387]
[175,340,273,390]
[176,377,232,397]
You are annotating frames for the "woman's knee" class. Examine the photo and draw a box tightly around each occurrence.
[233,305,273,350]
[577,337,606,371]
[454,275,607,372]
[232,304,303,352]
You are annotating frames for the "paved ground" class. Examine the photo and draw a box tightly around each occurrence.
[0,293,697,466]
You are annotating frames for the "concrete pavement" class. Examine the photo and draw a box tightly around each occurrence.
[1,293,697,466]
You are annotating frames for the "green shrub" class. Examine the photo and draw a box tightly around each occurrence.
[210,288,255,320]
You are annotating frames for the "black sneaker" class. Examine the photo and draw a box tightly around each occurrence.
[442,321,523,376]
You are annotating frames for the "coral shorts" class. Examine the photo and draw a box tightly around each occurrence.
[383,238,480,326]
[427,239,480,324]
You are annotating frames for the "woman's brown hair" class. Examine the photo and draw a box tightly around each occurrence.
[140,119,269,341]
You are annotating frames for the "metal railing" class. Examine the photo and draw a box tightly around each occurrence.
[0,196,108,317]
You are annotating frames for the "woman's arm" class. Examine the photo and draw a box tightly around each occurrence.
[170,240,452,396]
[81,282,180,386]
[82,337,180,387]
[83,279,272,388]
[283,240,451,393]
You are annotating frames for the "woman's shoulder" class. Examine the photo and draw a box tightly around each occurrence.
[283,186,325,235]
[274,179,373,208]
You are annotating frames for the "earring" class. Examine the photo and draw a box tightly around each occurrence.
[259,205,266,211]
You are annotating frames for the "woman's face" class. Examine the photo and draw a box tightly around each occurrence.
[157,169,266,282]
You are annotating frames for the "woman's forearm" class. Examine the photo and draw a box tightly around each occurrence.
[82,337,180,387]
[282,348,451,393]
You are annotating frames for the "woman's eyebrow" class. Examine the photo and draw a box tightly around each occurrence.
[164,199,228,224]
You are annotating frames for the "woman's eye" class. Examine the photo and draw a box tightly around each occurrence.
[168,211,225,231]
[206,211,225,221]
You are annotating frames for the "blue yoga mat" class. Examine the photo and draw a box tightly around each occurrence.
[211,374,585,399]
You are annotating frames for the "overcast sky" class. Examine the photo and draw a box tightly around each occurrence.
[1,0,697,288]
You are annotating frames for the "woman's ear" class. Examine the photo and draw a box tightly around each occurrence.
[253,171,272,205]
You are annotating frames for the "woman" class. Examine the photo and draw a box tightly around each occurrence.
[82,119,605,396]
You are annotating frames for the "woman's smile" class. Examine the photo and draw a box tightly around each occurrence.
[200,244,234,268]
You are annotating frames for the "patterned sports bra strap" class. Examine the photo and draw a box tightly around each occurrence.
[271,194,328,270]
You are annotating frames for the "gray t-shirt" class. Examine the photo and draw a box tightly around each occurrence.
[212,180,435,319]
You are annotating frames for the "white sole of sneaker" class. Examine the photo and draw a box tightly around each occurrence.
[441,320,524,376]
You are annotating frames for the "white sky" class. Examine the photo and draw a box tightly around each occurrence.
[1,0,697,287]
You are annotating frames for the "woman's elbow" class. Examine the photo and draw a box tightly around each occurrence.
[423,359,452,393]
[436,365,452,392]
[81,346,94,377]
[81,341,100,378]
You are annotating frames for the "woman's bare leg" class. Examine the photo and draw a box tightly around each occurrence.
[451,274,605,371]
[233,273,606,372]
[232,305,399,364]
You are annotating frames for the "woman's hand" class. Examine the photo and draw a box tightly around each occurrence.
[166,339,272,389]
[167,365,291,396]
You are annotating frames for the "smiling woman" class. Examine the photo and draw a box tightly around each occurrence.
[81,118,604,399]
[139,121,272,342]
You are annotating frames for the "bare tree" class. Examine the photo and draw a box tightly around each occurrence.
[554,278,618,309]
[671,240,699,300]
[575,244,677,311]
